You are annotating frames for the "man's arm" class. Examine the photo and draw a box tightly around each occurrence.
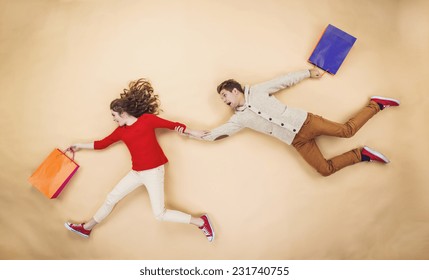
[252,67,322,95]
[183,117,244,141]
[201,121,243,141]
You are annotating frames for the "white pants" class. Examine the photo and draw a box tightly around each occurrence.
[93,165,192,224]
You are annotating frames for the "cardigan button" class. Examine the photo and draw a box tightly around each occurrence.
[248,105,251,108]
[281,123,284,126]
[258,111,261,114]
[293,129,296,132]
[269,118,272,121]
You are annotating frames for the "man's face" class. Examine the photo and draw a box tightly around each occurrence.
[219,88,241,109]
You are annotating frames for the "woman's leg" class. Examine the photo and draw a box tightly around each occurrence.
[92,170,143,225]
[139,165,215,241]
[139,165,193,224]
[65,170,143,236]
[66,167,215,240]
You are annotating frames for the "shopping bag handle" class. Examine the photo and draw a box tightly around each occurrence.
[64,147,76,160]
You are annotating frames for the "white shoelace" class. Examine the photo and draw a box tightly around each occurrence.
[201,226,212,237]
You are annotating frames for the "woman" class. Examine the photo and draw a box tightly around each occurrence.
[64,78,214,242]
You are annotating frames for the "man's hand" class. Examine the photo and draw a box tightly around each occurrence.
[309,67,323,78]
[176,127,209,139]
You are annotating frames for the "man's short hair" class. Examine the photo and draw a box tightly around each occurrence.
[217,79,244,94]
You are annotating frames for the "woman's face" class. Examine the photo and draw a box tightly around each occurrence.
[111,110,127,126]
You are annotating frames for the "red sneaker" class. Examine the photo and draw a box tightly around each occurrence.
[64,222,91,238]
[370,96,400,110]
[361,146,390,163]
[199,214,215,242]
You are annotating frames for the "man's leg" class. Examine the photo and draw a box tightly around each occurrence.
[291,96,399,176]
[292,133,361,176]
[301,101,380,140]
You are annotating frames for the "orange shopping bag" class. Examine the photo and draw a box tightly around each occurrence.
[28,148,79,199]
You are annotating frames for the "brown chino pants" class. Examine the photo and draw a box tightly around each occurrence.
[291,101,380,176]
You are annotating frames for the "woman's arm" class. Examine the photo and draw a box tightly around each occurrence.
[149,114,187,131]
[69,142,94,152]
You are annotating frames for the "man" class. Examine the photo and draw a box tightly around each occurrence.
[185,68,400,176]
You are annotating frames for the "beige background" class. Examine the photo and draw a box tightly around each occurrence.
[1,0,428,260]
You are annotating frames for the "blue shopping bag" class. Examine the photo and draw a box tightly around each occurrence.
[308,24,357,75]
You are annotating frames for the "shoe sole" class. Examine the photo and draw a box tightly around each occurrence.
[64,222,90,238]
[363,146,390,163]
[203,214,215,242]
[370,96,400,106]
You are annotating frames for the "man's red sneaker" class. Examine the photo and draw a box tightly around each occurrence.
[64,222,91,238]
[199,214,215,242]
[361,146,390,163]
[370,96,400,110]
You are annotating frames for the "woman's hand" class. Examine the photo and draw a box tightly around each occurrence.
[176,127,209,139]
[174,126,186,134]
[68,144,81,152]
[68,143,94,152]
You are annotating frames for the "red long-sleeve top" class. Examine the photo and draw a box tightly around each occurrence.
[94,114,186,171]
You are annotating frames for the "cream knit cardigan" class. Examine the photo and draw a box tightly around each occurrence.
[202,70,311,145]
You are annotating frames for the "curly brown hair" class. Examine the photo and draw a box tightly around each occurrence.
[110,78,161,117]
